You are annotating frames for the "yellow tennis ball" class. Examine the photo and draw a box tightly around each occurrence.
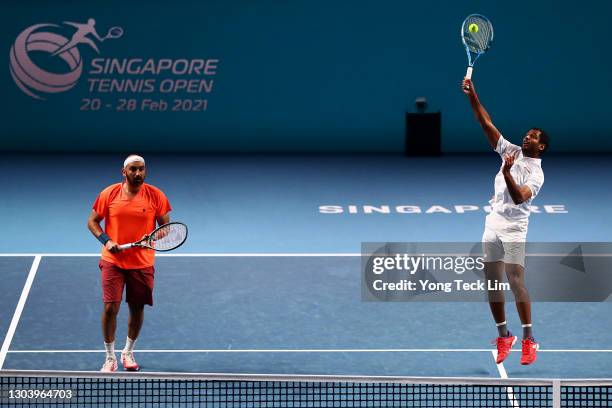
[469,23,479,33]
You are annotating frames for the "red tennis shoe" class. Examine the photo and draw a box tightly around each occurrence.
[493,334,517,364]
[520,338,539,365]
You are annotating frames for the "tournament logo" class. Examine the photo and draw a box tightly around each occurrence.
[9,19,122,100]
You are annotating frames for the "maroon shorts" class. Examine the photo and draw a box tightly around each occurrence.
[99,260,155,306]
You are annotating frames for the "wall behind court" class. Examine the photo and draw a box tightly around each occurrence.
[1,0,610,153]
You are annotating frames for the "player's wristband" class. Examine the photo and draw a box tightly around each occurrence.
[97,232,111,245]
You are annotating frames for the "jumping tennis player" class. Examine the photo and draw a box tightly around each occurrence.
[87,155,171,372]
[462,78,548,365]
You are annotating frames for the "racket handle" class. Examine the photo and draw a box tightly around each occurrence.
[465,66,473,80]
[118,243,132,250]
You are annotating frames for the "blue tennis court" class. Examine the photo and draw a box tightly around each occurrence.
[1,155,611,382]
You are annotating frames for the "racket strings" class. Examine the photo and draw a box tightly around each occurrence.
[149,224,187,251]
[463,16,493,53]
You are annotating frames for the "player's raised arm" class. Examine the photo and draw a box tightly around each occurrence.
[461,78,501,149]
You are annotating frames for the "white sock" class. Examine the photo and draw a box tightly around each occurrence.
[123,337,136,353]
[104,342,116,359]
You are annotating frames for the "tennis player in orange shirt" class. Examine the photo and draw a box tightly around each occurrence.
[87,155,171,372]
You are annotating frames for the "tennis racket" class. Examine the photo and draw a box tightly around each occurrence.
[102,26,124,41]
[461,14,494,90]
[118,222,188,252]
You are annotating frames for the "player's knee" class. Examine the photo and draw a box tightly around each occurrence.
[507,278,529,301]
[505,265,523,283]
[103,302,120,316]
[509,281,527,296]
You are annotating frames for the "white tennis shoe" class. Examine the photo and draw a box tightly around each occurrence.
[100,356,117,372]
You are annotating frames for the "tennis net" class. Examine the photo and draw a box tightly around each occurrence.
[1,370,610,407]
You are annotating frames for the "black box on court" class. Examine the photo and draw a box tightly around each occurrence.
[405,112,441,156]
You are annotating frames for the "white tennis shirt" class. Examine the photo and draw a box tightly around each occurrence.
[490,136,544,221]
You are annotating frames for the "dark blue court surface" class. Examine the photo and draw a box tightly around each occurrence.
[1,155,611,380]
[1,154,611,253]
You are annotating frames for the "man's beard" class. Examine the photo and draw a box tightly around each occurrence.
[127,175,144,186]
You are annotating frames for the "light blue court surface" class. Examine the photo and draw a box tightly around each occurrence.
[0,154,611,379]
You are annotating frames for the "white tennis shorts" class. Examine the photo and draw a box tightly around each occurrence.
[482,211,528,266]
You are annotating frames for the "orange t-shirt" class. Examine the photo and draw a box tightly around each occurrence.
[93,183,172,269]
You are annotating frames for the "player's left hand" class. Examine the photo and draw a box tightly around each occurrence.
[502,152,518,172]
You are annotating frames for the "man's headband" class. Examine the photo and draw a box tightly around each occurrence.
[123,155,145,168]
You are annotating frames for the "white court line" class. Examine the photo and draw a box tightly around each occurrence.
[492,350,520,408]
[7,348,612,354]
[0,255,41,369]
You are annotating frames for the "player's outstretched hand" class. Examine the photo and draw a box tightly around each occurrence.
[461,78,474,95]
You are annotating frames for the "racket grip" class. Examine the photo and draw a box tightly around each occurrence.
[118,243,132,250]
[465,66,473,80]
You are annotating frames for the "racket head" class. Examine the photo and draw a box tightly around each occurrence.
[461,14,494,64]
[105,26,124,40]
[145,222,188,252]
